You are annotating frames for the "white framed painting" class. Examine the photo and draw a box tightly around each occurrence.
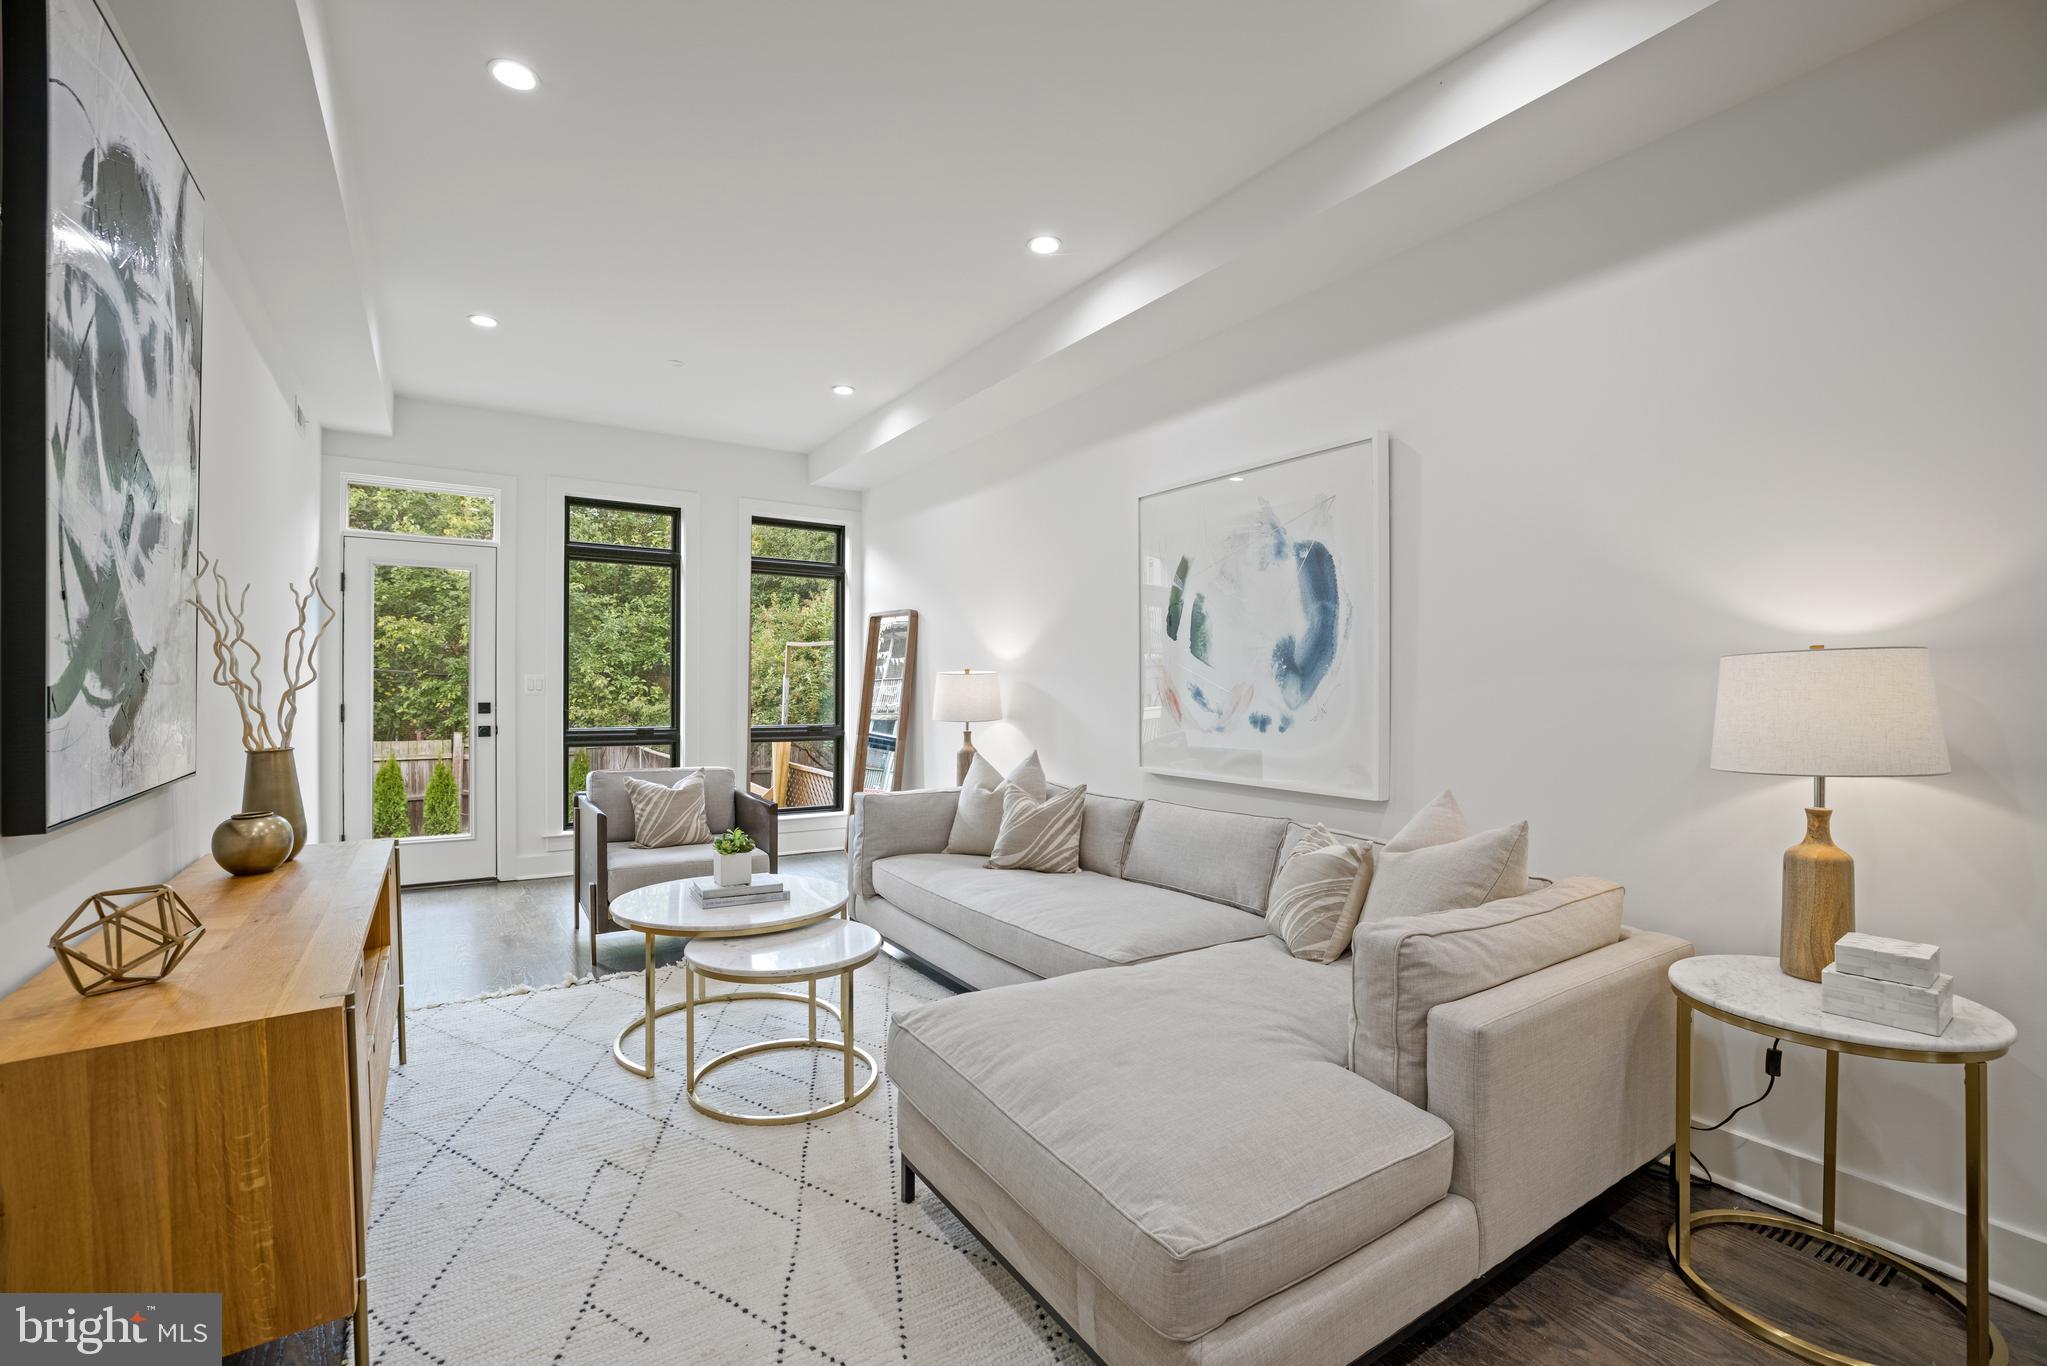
[1137,435,1389,801]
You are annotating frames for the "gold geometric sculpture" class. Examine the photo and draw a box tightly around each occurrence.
[49,885,206,996]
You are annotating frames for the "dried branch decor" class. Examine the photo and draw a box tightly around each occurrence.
[190,553,336,751]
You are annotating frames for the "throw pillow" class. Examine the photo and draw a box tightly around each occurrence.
[1265,825,1374,963]
[627,771,711,849]
[1362,820,1529,921]
[1382,789,1470,852]
[986,782,1086,873]
[946,751,1047,856]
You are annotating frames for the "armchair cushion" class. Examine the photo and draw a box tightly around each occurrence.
[606,841,771,898]
[588,766,736,842]
[1350,876,1624,1107]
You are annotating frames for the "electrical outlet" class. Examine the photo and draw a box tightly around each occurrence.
[524,674,545,695]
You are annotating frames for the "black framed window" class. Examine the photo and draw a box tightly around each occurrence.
[748,518,844,814]
[564,498,681,825]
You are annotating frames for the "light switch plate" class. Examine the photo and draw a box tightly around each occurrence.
[524,674,545,694]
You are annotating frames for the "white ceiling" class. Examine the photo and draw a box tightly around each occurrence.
[316,0,1551,449]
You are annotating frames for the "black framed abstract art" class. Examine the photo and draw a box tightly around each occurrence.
[2,0,205,833]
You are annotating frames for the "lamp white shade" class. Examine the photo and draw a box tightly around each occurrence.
[932,670,1001,723]
[1710,646,1949,778]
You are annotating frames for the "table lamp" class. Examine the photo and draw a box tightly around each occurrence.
[1710,645,1949,981]
[933,669,1001,784]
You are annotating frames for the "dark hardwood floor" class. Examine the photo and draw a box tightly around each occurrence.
[233,869,2046,1365]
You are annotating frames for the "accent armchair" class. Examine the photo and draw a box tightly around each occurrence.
[573,765,778,961]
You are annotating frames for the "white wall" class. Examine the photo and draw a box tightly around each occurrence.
[0,273,324,993]
[320,398,861,880]
[864,0,2047,1307]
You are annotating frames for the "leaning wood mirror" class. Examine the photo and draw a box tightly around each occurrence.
[852,609,917,796]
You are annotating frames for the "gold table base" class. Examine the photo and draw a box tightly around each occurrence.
[1670,993,2006,1366]
[611,988,838,1079]
[1668,1210,2008,1365]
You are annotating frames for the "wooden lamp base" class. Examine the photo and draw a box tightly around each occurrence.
[1782,806,1854,982]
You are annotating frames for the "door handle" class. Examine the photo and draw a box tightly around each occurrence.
[477,725,494,739]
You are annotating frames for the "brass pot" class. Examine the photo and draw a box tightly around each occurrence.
[212,810,295,876]
[243,747,307,860]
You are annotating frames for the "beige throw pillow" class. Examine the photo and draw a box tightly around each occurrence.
[986,782,1085,873]
[627,771,711,849]
[1383,789,1470,852]
[1362,820,1529,922]
[1265,825,1374,963]
[947,751,1048,856]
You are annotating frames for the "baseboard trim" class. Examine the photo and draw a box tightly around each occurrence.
[1690,1123,2047,1314]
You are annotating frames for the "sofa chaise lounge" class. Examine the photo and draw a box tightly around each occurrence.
[850,784,1691,1366]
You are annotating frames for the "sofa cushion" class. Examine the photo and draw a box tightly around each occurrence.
[889,938,1454,1340]
[987,782,1086,873]
[1350,876,1624,1107]
[606,841,770,898]
[1363,821,1529,922]
[1266,825,1374,963]
[589,766,736,843]
[1383,789,1470,852]
[1121,800,1292,914]
[1074,790,1142,877]
[872,854,1265,978]
[947,751,1046,856]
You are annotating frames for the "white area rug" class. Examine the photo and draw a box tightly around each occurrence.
[369,953,1089,1364]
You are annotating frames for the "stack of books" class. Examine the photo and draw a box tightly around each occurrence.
[686,875,788,908]
[1821,932,1951,1036]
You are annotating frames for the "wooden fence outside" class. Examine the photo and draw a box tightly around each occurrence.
[371,732,469,837]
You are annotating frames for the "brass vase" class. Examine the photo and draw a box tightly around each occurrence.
[1781,807,1854,981]
[211,810,294,876]
[243,747,307,861]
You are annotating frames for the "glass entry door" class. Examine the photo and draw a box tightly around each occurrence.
[343,536,498,884]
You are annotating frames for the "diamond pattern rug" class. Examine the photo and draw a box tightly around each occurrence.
[369,952,1089,1365]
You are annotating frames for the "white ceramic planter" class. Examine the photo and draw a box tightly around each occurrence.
[714,849,753,887]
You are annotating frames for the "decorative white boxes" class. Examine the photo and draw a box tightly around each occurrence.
[1822,931,1952,1036]
[1832,932,1940,989]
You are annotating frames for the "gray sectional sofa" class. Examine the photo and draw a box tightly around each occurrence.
[849,785,1691,1366]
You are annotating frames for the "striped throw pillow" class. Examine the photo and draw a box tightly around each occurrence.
[627,772,711,849]
[1266,824,1374,962]
[986,781,1085,873]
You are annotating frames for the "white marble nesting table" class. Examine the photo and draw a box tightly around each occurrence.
[682,919,882,1125]
[1668,954,2017,1366]
[606,873,847,1079]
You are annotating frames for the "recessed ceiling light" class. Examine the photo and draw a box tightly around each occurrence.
[487,58,538,92]
[831,384,856,397]
[1228,475,1245,482]
[468,313,499,328]
[1027,234,1062,255]
[667,358,687,368]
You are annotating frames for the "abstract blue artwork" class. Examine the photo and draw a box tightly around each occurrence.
[1138,437,1389,801]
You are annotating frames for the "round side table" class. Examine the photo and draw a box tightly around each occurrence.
[682,919,882,1126]
[1668,955,2017,1366]
[605,874,847,1078]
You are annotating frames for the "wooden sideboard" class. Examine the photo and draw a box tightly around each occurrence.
[0,840,404,1362]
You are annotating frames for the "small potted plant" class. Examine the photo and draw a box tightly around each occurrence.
[712,828,755,887]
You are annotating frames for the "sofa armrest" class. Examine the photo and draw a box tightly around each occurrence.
[735,789,779,872]
[575,793,608,917]
[1426,927,1692,1271]
[848,787,960,897]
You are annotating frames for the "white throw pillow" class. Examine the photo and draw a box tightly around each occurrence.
[1383,789,1470,852]
[986,782,1086,873]
[946,751,1047,856]
[627,772,711,849]
[1363,820,1529,922]
[1265,825,1374,963]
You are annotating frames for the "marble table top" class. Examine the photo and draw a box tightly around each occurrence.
[1670,955,2016,1057]
[608,873,845,936]
[685,919,882,983]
